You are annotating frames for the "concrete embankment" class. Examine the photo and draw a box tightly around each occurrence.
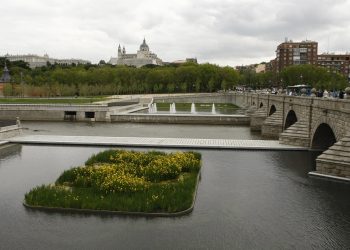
[0,104,109,121]
[110,114,250,125]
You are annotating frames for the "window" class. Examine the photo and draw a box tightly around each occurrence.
[64,111,77,121]
[85,112,95,118]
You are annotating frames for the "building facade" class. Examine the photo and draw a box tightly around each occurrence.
[4,54,90,68]
[317,53,350,79]
[275,40,318,73]
[109,38,163,67]
[265,59,276,73]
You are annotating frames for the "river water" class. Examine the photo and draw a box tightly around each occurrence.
[0,122,349,249]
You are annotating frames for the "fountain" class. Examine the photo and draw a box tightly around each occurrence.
[170,103,176,114]
[211,103,216,114]
[148,103,156,113]
[191,103,196,114]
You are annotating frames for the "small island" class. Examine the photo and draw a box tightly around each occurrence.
[24,149,201,216]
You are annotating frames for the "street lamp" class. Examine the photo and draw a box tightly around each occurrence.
[300,74,303,85]
[20,71,24,97]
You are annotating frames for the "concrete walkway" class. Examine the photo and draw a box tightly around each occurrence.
[7,135,307,151]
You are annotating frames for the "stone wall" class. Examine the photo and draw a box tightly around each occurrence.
[0,104,109,122]
[111,114,250,125]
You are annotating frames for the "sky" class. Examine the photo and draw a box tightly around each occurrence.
[1,0,350,66]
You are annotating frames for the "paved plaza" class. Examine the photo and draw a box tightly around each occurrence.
[6,135,307,150]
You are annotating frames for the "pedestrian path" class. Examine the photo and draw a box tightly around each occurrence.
[7,135,308,151]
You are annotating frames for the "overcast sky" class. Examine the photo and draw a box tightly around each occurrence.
[1,0,349,66]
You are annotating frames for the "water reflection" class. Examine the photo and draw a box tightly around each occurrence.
[21,121,264,140]
[0,144,22,164]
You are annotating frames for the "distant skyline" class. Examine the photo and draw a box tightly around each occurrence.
[1,0,350,66]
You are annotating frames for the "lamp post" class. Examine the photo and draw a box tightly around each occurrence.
[300,74,303,85]
[20,71,24,97]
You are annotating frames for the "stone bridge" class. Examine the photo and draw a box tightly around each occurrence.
[239,93,350,181]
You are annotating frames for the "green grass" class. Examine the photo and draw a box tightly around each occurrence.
[25,150,201,214]
[25,173,197,213]
[155,102,239,114]
[0,97,106,104]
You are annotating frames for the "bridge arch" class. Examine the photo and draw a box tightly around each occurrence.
[311,123,337,150]
[284,110,297,129]
[259,102,264,108]
[269,105,276,116]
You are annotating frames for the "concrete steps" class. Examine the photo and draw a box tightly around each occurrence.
[315,134,350,178]
[261,110,284,139]
[279,119,310,147]
[263,110,283,126]
[252,108,267,117]
[245,106,257,116]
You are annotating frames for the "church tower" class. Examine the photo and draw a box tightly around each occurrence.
[139,38,149,52]
[0,62,11,83]
[118,44,122,57]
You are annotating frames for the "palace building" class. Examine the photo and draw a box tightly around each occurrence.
[4,54,90,69]
[109,38,163,67]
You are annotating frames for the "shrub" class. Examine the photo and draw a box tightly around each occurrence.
[85,149,116,166]
[142,156,182,182]
[56,167,82,185]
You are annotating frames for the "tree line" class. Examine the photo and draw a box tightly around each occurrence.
[0,58,348,97]
[238,64,348,90]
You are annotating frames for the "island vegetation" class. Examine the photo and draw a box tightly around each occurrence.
[24,149,202,214]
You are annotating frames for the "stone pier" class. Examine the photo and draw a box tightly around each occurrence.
[261,109,284,139]
[250,108,267,131]
[311,134,350,179]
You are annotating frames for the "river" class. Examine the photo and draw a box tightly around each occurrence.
[0,122,349,249]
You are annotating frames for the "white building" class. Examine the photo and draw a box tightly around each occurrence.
[4,54,90,68]
[255,64,266,73]
[109,38,163,67]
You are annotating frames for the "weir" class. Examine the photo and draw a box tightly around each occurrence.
[7,135,307,151]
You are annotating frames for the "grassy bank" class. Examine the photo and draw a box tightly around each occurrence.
[0,97,106,104]
[25,150,201,213]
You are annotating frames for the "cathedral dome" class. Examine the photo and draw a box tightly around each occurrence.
[139,38,149,51]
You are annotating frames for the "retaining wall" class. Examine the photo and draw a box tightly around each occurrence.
[0,104,109,122]
[111,114,250,125]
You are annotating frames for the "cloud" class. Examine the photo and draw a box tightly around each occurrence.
[0,0,349,66]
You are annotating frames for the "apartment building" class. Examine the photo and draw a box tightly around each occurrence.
[317,53,350,79]
[275,39,318,72]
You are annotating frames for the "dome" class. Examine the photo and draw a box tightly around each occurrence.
[139,38,149,51]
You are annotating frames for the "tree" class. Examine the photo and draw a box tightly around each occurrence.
[280,64,347,90]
